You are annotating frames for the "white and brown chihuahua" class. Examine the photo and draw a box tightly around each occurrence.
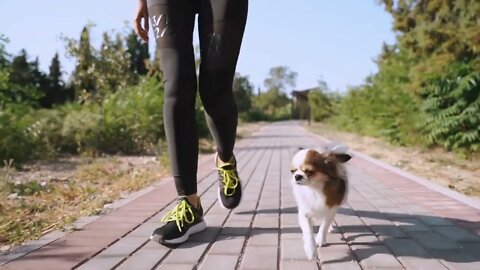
[290,146,351,260]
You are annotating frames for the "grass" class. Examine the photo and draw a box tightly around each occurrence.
[0,156,166,249]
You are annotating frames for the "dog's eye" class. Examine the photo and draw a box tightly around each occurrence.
[304,170,314,177]
[290,168,297,173]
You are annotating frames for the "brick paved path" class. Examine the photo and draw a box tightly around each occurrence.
[1,121,480,270]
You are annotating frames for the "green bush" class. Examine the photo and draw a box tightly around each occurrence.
[421,63,480,152]
[0,104,37,163]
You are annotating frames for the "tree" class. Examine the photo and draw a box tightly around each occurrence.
[0,36,11,107]
[252,88,290,118]
[65,25,135,103]
[378,0,480,151]
[42,52,72,107]
[7,49,44,106]
[308,80,334,122]
[264,66,297,94]
[97,32,132,95]
[232,73,253,113]
[67,25,96,101]
[126,29,149,79]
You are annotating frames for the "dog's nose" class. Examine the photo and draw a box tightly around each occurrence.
[295,174,303,181]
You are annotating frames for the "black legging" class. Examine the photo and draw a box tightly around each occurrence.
[147,0,248,196]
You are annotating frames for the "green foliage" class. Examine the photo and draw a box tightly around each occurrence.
[323,0,479,153]
[263,66,297,94]
[126,30,150,79]
[0,104,37,163]
[233,73,253,113]
[421,63,480,152]
[251,89,291,121]
[65,25,133,103]
[98,75,165,153]
[239,66,295,121]
[4,50,45,106]
[53,76,164,155]
[326,46,422,145]
[41,52,73,107]
[307,81,337,122]
[308,89,332,122]
[5,180,50,196]
[0,76,165,164]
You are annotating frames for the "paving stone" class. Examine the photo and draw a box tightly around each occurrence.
[407,231,462,251]
[432,226,480,242]
[280,260,318,270]
[209,235,246,255]
[339,225,380,244]
[440,260,480,270]
[253,215,279,229]
[1,244,95,270]
[399,258,447,270]
[128,222,158,237]
[199,254,239,270]
[248,229,278,246]
[459,241,480,259]
[428,250,480,270]
[370,224,407,239]
[350,244,404,269]
[222,218,252,236]
[241,246,278,269]
[116,241,170,270]
[383,238,430,257]
[188,227,221,243]
[156,264,193,270]
[416,215,454,226]
[77,236,147,270]
[203,213,229,227]
[394,218,432,232]
[319,244,355,264]
[281,238,310,261]
[321,261,362,270]
[162,242,209,264]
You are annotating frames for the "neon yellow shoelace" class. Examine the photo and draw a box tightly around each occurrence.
[218,163,239,196]
[161,200,194,232]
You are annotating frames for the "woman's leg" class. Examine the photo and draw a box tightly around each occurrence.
[148,0,198,197]
[198,0,248,162]
[147,0,205,245]
[198,0,248,209]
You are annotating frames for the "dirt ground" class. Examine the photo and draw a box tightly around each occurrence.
[308,122,480,198]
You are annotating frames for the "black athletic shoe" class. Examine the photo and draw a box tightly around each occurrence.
[217,154,242,209]
[150,197,206,245]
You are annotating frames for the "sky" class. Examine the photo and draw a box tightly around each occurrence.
[0,0,396,92]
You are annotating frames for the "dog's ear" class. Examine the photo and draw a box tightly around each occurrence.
[326,153,351,163]
[334,153,351,163]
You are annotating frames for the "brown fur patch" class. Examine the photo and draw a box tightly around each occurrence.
[304,150,347,207]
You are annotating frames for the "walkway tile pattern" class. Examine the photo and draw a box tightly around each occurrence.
[1,122,479,270]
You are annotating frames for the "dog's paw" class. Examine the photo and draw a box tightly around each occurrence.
[304,242,318,260]
[315,235,327,247]
[328,225,336,233]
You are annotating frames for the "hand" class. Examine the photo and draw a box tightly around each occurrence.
[134,0,149,42]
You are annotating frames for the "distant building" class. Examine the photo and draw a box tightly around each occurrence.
[291,88,316,121]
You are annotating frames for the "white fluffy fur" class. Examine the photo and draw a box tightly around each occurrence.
[290,148,348,260]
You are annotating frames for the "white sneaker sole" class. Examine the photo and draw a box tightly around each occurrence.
[150,221,207,244]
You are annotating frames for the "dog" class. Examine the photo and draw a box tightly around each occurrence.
[290,146,351,260]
